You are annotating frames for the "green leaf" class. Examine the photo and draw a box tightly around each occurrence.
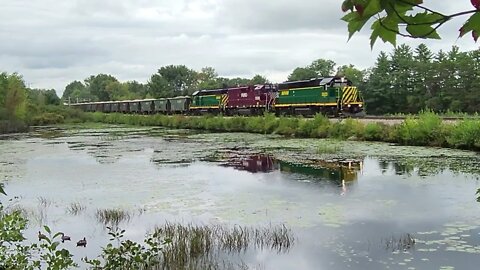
[44,226,51,234]
[384,0,414,16]
[370,20,381,48]
[406,24,441,39]
[363,0,382,18]
[459,13,480,37]
[0,184,6,196]
[407,12,444,25]
[343,12,371,40]
[373,16,398,46]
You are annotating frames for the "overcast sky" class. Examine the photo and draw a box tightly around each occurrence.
[0,0,478,95]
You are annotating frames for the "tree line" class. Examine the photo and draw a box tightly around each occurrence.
[62,66,269,103]
[0,72,61,131]
[363,44,480,114]
[61,44,480,115]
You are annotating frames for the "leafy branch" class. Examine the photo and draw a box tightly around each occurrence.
[341,0,480,47]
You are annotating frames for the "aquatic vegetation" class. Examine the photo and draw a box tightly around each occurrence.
[383,233,416,252]
[66,202,86,215]
[318,204,347,228]
[35,196,52,225]
[317,142,342,154]
[95,208,132,227]
[155,223,294,269]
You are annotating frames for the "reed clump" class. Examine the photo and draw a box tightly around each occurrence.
[95,208,132,227]
[155,223,294,269]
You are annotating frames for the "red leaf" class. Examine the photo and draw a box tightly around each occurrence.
[459,26,466,37]
[342,1,350,12]
[355,4,364,17]
[471,0,480,9]
[473,31,479,42]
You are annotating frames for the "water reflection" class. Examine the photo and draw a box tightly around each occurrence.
[2,128,480,270]
[223,155,278,173]
[223,154,363,181]
[279,159,362,183]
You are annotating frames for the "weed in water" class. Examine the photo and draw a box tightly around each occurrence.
[95,208,132,228]
[66,202,86,215]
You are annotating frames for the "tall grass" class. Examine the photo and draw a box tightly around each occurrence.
[155,223,294,269]
[95,208,132,227]
[85,112,480,151]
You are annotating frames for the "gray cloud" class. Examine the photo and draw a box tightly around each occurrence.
[0,0,478,96]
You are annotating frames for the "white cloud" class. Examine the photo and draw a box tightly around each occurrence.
[0,0,478,96]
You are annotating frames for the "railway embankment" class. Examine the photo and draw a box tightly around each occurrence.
[85,111,480,151]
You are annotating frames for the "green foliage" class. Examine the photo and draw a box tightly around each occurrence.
[447,119,480,150]
[363,122,386,141]
[341,0,480,47]
[287,58,337,81]
[84,226,166,270]
[365,45,480,115]
[30,113,65,126]
[38,226,77,269]
[85,74,119,101]
[0,191,76,270]
[395,111,445,146]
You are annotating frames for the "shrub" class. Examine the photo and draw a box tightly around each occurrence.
[447,119,480,150]
[30,113,65,125]
[395,111,444,146]
[275,117,299,136]
[364,122,385,141]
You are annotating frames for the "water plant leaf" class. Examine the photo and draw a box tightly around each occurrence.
[0,183,6,195]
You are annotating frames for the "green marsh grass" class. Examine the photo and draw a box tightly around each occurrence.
[95,208,132,227]
[66,202,86,215]
[86,111,480,151]
[155,223,294,269]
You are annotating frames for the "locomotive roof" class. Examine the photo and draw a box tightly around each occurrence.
[192,88,228,96]
[278,77,352,89]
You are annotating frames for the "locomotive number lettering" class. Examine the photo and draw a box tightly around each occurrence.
[281,90,289,96]
[241,93,248,98]
[322,92,328,97]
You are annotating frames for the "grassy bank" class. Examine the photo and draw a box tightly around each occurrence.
[86,111,480,151]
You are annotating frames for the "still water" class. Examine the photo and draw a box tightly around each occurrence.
[1,126,480,269]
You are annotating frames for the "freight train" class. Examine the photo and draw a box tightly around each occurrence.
[70,76,364,116]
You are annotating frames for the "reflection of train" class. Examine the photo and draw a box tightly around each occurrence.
[70,77,364,116]
[226,154,362,183]
[226,155,278,173]
[278,159,362,183]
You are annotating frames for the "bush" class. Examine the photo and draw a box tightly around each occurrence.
[447,119,480,150]
[30,113,65,125]
[364,122,385,141]
[395,111,445,146]
[275,117,299,136]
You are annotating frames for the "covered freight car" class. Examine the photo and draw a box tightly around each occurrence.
[140,99,155,114]
[168,96,190,114]
[154,99,170,114]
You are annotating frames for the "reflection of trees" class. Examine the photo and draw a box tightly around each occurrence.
[377,156,480,177]
[393,163,414,176]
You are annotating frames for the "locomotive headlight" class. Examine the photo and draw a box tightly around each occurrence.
[359,104,363,107]
[347,104,351,108]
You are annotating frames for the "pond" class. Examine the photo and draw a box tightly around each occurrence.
[1,125,480,269]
